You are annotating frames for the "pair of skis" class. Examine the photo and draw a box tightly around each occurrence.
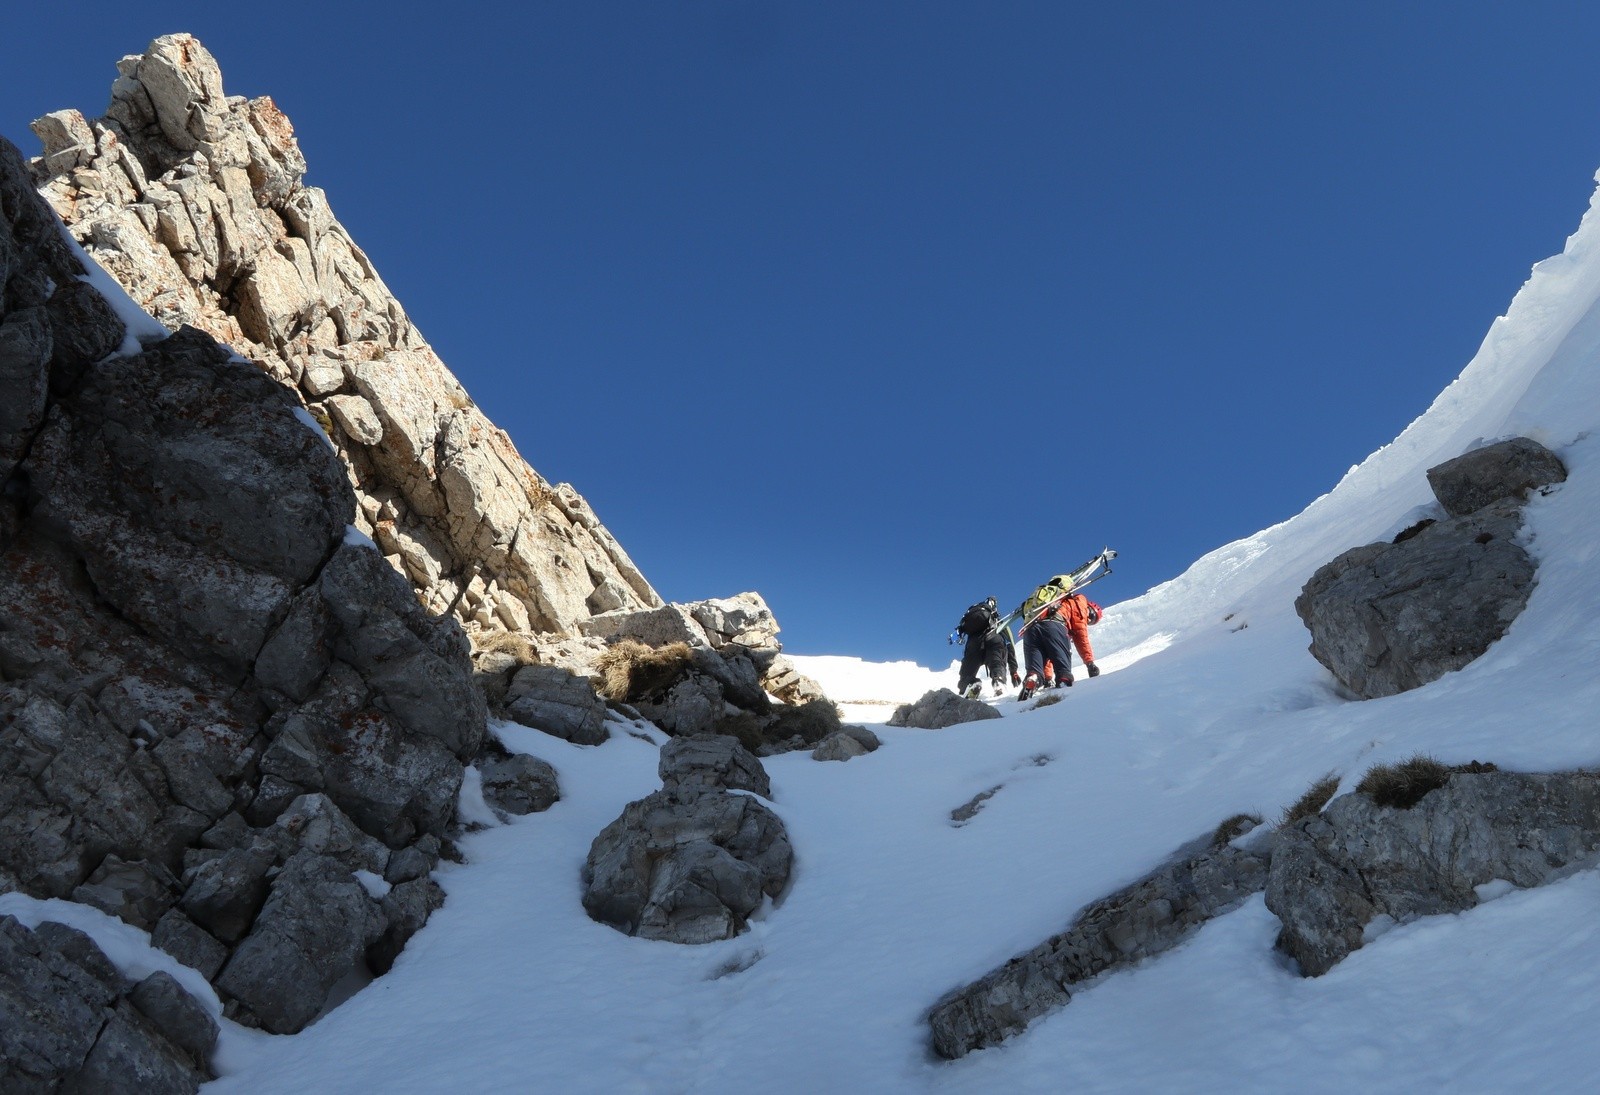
[1004,547,1118,636]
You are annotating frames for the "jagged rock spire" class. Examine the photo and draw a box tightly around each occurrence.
[29,33,662,641]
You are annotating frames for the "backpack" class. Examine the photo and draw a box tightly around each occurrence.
[957,601,998,638]
[1020,576,1076,621]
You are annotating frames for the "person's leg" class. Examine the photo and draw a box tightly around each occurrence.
[1041,619,1076,685]
[1020,632,1048,697]
[958,640,984,694]
[983,638,1008,691]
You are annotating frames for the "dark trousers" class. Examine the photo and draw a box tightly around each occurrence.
[959,633,1014,690]
[1023,617,1076,681]
[983,634,1015,685]
[957,639,987,690]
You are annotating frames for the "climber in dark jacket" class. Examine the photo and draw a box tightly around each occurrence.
[955,597,1021,698]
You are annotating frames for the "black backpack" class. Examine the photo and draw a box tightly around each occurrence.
[957,601,998,639]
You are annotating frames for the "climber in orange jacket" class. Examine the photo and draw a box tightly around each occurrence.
[1056,592,1100,677]
[1020,592,1102,698]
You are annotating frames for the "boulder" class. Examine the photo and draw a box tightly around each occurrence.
[1425,436,1567,517]
[634,674,728,739]
[659,734,772,797]
[583,789,792,944]
[1296,498,1535,698]
[477,752,560,816]
[686,592,781,650]
[813,726,881,761]
[149,911,228,981]
[503,664,609,745]
[758,653,829,706]
[888,689,1004,730]
[1266,768,1600,976]
[1296,437,1564,698]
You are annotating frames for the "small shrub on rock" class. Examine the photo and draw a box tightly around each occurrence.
[595,640,696,702]
[765,698,842,746]
[1280,773,1341,827]
[478,630,537,665]
[711,711,768,755]
[1357,755,1499,809]
[1212,813,1264,847]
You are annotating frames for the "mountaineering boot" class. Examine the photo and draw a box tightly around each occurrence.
[992,682,1006,697]
[1086,662,1100,678]
[1018,674,1039,701]
[1058,674,1074,687]
[963,682,982,700]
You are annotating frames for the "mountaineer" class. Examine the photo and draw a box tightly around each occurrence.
[952,597,1020,698]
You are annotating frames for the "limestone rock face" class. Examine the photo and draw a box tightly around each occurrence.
[1295,437,1565,698]
[0,915,217,1093]
[0,131,481,1032]
[1266,770,1600,977]
[888,689,1003,730]
[28,33,661,644]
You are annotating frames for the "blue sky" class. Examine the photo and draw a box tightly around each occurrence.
[6,3,1600,663]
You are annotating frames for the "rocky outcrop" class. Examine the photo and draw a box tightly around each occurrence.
[1266,768,1600,977]
[583,592,825,708]
[888,689,1003,730]
[928,824,1271,1059]
[1,915,218,1094]
[26,33,661,645]
[0,131,482,1032]
[584,735,791,944]
[1296,437,1566,698]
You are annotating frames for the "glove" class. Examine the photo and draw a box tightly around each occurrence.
[1011,672,1021,685]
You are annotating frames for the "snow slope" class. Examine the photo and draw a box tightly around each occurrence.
[8,175,1600,1094]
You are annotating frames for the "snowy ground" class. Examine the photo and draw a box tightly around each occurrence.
[7,177,1600,1094]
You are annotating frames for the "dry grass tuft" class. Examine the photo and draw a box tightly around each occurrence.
[1280,773,1341,827]
[1357,755,1499,810]
[1212,813,1264,847]
[1032,692,1064,709]
[595,640,696,702]
[476,630,537,666]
